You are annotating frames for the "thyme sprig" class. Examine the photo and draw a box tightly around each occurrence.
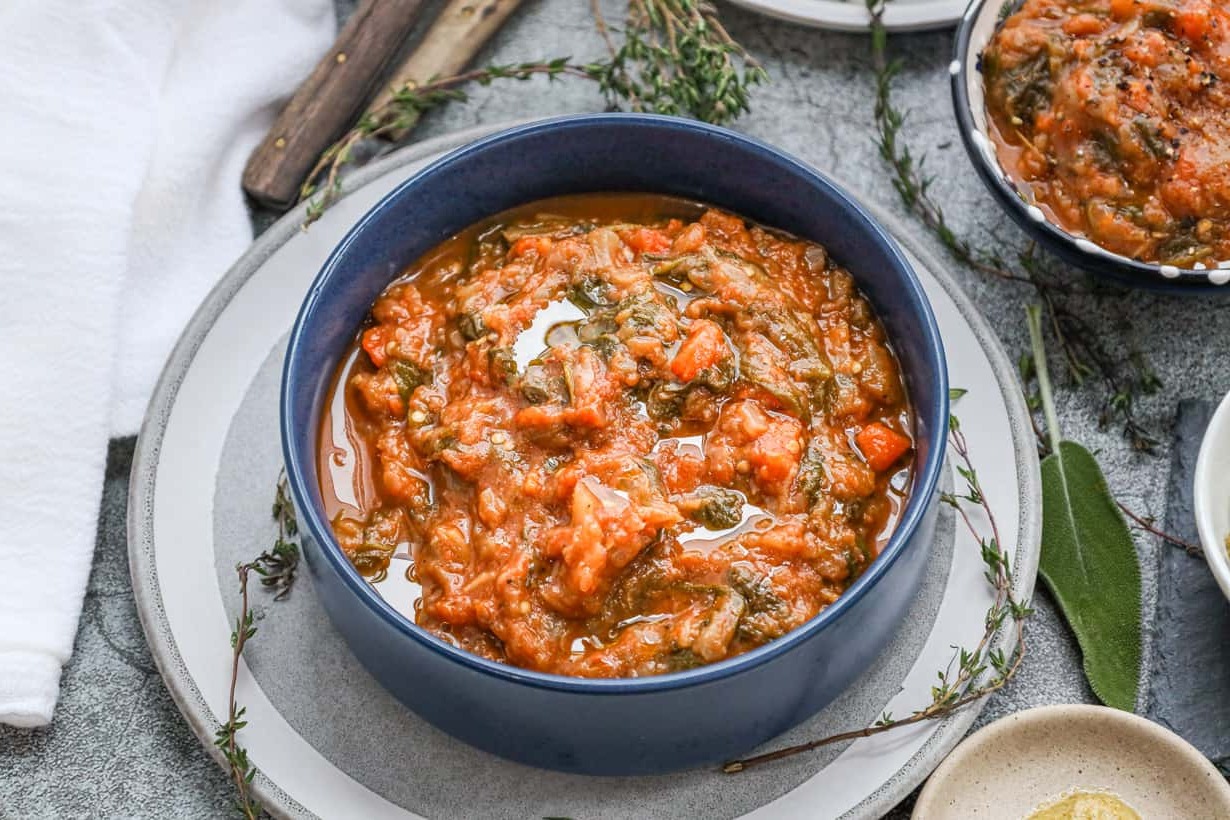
[301,59,588,224]
[593,0,767,123]
[866,0,1161,452]
[723,397,1031,773]
[216,565,261,820]
[215,473,302,819]
[300,0,764,224]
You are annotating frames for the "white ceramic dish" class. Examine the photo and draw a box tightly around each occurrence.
[726,0,965,32]
[912,704,1230,818]
[128,120,1040,819]
[1195,391,1230,602]
[951,0,1230,288]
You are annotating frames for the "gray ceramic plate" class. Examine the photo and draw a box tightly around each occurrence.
[128,120,1041,819]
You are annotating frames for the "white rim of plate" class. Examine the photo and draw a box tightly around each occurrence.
[127,118,1041,820]
[725,0,967,32]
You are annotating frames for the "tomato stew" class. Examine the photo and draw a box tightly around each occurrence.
[318,194,914,678]
[984,0,1230,266]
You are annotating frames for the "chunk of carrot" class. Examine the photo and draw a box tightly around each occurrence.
[510,235,553,257]
[622,227,672,255]
[1175,2,1211,42]
[670,320,727,382]
[1063,13,1105,36]
[855,422,912,472]
[362,326,390,368]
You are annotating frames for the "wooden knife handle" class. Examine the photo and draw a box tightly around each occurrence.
[363,0,526,143]
[242,0,427,208]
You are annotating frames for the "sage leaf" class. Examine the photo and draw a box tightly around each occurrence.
[1039,441,1142,711]
[1028,304,1142,712]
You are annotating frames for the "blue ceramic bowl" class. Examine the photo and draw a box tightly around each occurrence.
[952,0,1230,291]
[281,114,948,775]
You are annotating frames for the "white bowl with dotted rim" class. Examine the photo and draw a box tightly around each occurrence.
[912,704,1230,818]
[950,0,1230,291]
[1195,391,1230,602]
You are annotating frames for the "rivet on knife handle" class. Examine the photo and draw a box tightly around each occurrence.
[363,0,527,144]
[242,0,428,209]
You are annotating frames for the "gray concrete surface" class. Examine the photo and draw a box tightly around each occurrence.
[3,0,1228,817]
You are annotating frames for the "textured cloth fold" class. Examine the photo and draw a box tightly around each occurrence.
[0,0,335,727]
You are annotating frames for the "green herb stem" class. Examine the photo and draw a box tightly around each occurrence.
[1026,304,1062,455]
[1115,501,1202,558]
[218,565,259,820]
[216,473,303,818]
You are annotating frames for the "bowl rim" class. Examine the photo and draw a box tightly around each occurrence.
[1194,391,1230,602]
[280,112,950,694]
[950,0,1230,290]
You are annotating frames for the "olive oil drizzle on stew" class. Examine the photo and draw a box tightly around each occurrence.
[318,194,914,678]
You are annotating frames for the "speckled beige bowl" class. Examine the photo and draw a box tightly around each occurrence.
[913,704,1230,818]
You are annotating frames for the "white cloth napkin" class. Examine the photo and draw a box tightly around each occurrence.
[0,0,335,727]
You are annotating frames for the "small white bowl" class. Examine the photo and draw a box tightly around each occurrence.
[950,0,1230,289]
[1195,391,1230,602]
[912,704,1230,818]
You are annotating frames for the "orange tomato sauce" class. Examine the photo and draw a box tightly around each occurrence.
[984,0,1230,265]
[318,194,914,678]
